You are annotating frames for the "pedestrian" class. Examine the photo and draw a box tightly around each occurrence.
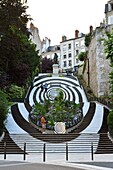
[44,83,48,92]
[41,115,46,129]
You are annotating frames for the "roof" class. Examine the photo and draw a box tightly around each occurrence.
[60,34,85,43]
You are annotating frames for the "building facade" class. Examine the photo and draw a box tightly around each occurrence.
[82,0,113,97]
[83,27,111,97]
[41,45,60,65]
[105,0,113,25]
[29,23,42,54]
[60,30,86,72]
[29,23,60,64]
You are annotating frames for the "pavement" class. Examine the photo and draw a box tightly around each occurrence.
[0,153,113,170]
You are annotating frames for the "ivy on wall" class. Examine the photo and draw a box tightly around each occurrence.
[103,31,113,132]
[85,32,92,47]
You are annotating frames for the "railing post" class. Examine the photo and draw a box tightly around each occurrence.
[66,143,68,161]
[23,143,26,160]
[4,142,6,160]
[43,143,46,162]
[91,142,94,161]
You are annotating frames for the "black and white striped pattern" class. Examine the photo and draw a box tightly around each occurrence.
[5,74,111,153]
[28,75,88,106]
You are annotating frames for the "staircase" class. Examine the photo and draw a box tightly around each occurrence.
[0,75,112,155]
[9,133,99,153]
[96,133,113,154]
[96,107,113,154]
[0,132,23,154]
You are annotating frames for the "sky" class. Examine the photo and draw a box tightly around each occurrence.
[27,0,107,45]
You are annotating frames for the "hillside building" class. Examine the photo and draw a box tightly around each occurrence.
[105,0,113,25]
[60,30,86,72]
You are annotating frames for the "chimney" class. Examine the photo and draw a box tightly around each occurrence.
[89,25,93,33]
[62,35,67,42]
[75,30,79,38]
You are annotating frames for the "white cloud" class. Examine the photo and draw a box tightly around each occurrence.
[27,0,107,45]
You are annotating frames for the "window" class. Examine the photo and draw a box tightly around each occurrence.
[63,45,66,51]
[75,50,79,56]
[63,54,66,59]
[68,53,71,58]
[68,43,71,49]
[108,3,113,11]
[75,43,79,47]
[64,61,66,67]
[68,60,72,66]
[108,16,113,25]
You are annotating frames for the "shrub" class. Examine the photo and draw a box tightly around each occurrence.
[78,52,87,61]
[85,32,92,47]
[30,89,81,128]
[107,110,113,130]
[6,84,25,101]
[0,90,9,133]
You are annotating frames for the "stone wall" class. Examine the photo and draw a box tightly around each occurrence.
[83,27,112,97]
[96,28,111,97]
[83,32,98,97]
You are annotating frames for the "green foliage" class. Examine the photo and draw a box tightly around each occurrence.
[0,90,9,132]
[48,119,55,127]
[78,52,87,61]
[103,31,113,97]
[85,32,92,47]
[35,67,39,76]
[5,85,25,101]
[33,102,46,116]
[41,57,53,73]
[103,31,113,131]
[31,89,80,127]
[107,110,113,130]
[0,0,40,88]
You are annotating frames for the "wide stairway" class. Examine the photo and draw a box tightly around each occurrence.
[0,74,113,154]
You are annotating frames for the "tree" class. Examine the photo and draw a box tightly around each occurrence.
[0,90,9,135]
[78,51,87,61]
[41,57,53,73]
[0,0,40,88]
[0,0,29,36]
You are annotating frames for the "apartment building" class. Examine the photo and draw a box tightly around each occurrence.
[29,22,86,72]
[105,0,113,25]
[60,30,86,72]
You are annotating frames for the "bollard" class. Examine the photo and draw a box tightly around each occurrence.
[66,143,68,161]
[43,143,46,162]
[91,142,94,161]
[23,143,26,160]
[4,142,6,160]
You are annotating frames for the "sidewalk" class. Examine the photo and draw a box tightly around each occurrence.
[0,153,113,170]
